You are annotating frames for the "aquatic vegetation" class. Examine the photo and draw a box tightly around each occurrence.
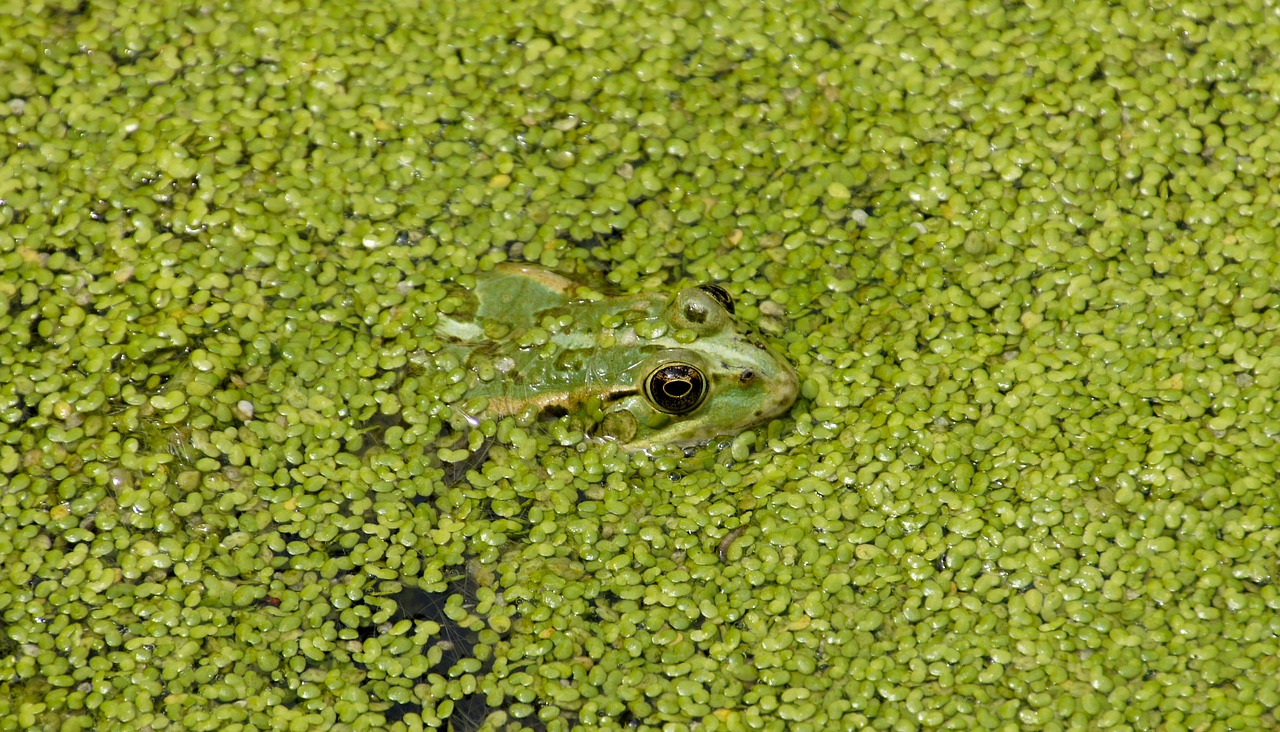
[3,0,1280,730]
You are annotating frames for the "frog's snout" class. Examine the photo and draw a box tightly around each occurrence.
[747,339,799,420]
[771,359,800,416]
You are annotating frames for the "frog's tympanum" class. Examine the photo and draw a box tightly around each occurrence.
[433,263,799,450]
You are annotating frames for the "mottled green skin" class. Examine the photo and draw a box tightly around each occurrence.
[435,264,799,449]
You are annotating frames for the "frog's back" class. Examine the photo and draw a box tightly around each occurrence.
[433,263,580,342]
[473,263,579,329]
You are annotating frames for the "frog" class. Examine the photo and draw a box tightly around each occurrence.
[430,263,799,451]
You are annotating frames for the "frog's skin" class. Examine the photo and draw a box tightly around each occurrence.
[432,263,799,450]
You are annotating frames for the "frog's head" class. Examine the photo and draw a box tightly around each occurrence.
[598,284,799,450]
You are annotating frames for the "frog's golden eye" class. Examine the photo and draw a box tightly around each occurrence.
[644,362,708,414]
[697,284,735,315]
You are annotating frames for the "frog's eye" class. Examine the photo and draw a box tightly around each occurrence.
[682,300,710,324]
[669,288,731,334]
[697,284,735,315]
[644,362,708,414]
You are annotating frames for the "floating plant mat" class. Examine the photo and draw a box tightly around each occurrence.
[3,0,1280,730]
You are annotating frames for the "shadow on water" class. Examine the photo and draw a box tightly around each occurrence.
[372,578,496,731]
[374,436,503,731]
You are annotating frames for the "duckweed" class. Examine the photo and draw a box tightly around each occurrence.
[3,0,1280,730]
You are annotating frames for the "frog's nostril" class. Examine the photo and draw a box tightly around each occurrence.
[740,369,756,384]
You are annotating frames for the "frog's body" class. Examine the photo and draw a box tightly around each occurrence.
[433,263,799,450]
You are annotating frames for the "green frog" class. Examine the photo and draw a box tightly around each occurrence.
[431,263,799,450]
